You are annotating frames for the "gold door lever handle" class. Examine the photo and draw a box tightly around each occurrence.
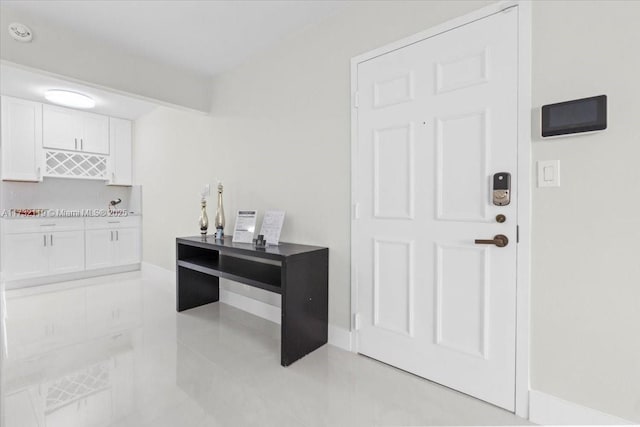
[474,234,509,247]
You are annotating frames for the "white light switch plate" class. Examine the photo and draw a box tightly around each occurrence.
[537,160,560,187]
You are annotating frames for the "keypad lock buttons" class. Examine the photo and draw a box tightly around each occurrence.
[492,172,511,206]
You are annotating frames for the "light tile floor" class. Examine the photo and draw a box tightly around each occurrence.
[1,271,530,426]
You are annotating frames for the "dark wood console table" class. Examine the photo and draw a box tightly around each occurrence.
[176,236,328,366]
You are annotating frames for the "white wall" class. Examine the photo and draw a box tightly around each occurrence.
[135,0,494,324]
[0,4,212,112]
[530,1,640,422]
[134,0,640,422]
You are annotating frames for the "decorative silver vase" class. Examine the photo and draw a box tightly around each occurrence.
[199,199,209,235]
[215,182,225,238]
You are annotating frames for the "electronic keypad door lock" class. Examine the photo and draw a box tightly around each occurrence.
[493,172,511,206]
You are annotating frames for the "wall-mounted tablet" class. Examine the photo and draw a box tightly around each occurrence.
[541,95,607,137]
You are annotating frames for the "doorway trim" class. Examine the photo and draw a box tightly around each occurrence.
[349,1,532,418]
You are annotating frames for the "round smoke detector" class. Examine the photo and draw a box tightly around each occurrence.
[8,22,33,42]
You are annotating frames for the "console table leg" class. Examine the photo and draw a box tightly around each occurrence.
[280,249,329,366]
[176,266,220,312]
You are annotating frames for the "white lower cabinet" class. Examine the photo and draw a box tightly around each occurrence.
[2,220,85,281]
[114,227,140,265]
[2,216,141,285]
[85,217,141,270]
[85,229,114,270]
[2,233,49,280]
[49,231,85,275]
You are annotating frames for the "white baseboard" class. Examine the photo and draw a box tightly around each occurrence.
[4,264,140,290]
[328,325,353,351]
[142,261,354,351]
[219,288,281,324]
[141,261,174,279]
[529,390,635,425]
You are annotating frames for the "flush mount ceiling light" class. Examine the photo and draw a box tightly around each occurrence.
[45,90,96,109]
[8,22,33,42]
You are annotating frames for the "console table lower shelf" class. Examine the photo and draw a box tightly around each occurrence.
[176,236,329,366]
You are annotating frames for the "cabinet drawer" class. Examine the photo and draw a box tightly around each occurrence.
[85,216,140,230]
[2,218,85,234]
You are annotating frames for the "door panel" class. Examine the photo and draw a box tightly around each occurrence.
[114,228,140,266]
[373,238,414,336]
[373,124,414,219]
[108,118,133,185]
[356,10,518,410]
[436,244,488,358]
[81,112,109,154]
[49,231,85,274]
[43,104,80,151]
[436,111,488,221]
[86,229,114,270]
[1,96,43,181]
[2,233,48,280]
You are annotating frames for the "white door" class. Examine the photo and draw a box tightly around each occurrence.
[108,118,133,185]
[86,229,114,270]
[2,233,48,280]
[114,228,141,266]
[1,96,43,181]
[355,10,518,410]
[81,111,109,154]
[43,104,81,150]
[49,231,85,274]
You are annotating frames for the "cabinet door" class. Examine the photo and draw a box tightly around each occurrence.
[2,233,48,280]
[85,229,114,270]
[80,112,109,154]
[43,104,81,151]
[49,231,85,275]
[108,118,132,186]
[1,96,43,181]
[113,228,140,266]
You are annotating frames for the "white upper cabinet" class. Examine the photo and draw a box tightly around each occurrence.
[81,111,110,154]
[1,96,43,182]
[41,104,80,150]
[108,118,133,186]
[43,104,109,154]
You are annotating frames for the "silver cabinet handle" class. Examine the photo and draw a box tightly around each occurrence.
[108,221,120,224]
[75,138,78,150]
[43,235,47,247]
[50,234,53,246]
[116,230,119,241]
[110,231,113,241]
[81,139,84,150]
[40,224,56,227]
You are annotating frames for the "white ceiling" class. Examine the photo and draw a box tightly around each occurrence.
[2,0,351,77]
[0,63,159,119]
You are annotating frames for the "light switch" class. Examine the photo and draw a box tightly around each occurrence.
[538,160,560,187]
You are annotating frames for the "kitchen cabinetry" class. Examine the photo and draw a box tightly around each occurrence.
[1,216,141,287]
[1,218,85,281]
[85,217,141,270]
[107,118,132,186]
[1,96,43,182]
[43,104,109,154]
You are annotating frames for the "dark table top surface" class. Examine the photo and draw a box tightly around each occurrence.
[177,235,327,259]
